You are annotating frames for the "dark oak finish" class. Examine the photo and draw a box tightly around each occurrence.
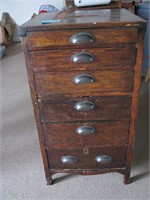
[39,96,131,123]
[31,46,136,72]
[20,9,145,35]
[42,120,129,149]
[21,38,52,185]
[20,9,146,185]
[47,147,127,169]
[27,28,137,50]
[34,70,134,98]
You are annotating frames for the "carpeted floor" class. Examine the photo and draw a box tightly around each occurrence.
[0,43,149,200]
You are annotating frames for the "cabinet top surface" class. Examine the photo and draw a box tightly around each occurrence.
[21,9,146,33]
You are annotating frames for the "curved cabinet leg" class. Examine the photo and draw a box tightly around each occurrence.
[46,177,53,185]
[124,169,131,184]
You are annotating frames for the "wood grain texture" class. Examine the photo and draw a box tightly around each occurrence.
[39,96,131,123]
[125,31,145,184]
[21,38,52,184]
[21,9,146,33]
[20,9,146,184]
[50,168,126,176]
[34,70,134,98]
[42,120,130,149]
[27,28,137,50]
[47,147,127,169]
[31,46,136,72]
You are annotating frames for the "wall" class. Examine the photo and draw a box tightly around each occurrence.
[0,0,65,25]
[0,0,65,41]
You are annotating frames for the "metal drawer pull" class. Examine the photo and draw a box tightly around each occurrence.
[76,126,96,135]
[74,101,96,111]
[95,155,113,164]
[71,52,94,63]
[70,32,95,44]
[73,74,96,84]
[61,156,78,164]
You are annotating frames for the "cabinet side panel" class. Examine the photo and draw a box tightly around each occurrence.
[125,31,145,184]
[22,37,51,184]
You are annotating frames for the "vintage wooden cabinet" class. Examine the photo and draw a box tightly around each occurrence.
[20,9,146,185]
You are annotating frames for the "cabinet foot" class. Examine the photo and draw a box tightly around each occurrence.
[46,177,53,185]
[124,173,130,184]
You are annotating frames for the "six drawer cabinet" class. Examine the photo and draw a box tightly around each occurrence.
[20,9,146,185]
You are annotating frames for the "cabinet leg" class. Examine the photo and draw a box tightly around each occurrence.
[46,177,53,185]
[124,170,131,184]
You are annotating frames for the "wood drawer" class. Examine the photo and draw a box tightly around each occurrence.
[34,70,134,98]
[27,28,137,50]
[31,46,136,72]
[39,96,131,123]
[47,147,127,169]
[42,120,129,149]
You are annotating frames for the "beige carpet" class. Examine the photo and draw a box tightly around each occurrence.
[0,43,149,200]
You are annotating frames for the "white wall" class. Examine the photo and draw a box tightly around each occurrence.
[0,0,65,25]
[0,0,65,41]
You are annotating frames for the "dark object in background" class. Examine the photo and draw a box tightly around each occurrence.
[39,4,59,14]
[0,45,6,58]
[137,1,150,77]
[121,0,142,13]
